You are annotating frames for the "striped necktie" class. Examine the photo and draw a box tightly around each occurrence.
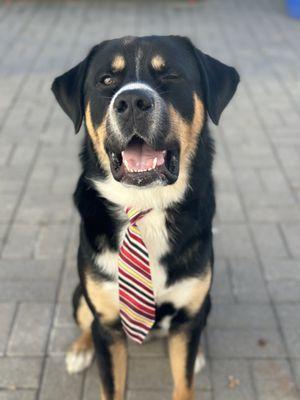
[118,207,156,344]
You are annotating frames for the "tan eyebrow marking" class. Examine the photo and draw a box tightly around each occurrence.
[151,55,166,71]
[111,55,126,72]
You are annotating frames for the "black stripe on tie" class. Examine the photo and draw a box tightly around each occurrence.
[125,232,149,258]
[119,276,154,302]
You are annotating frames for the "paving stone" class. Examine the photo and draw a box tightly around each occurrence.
[128,338,167,358]
[214,225,256,259]
[16,192,73,224]
[35,224,69,259]
[281,224,300,258]
[262,259,300,282]
[211,258,235,304]
[58,271,79,302]
[82,362,100,400]
[9,144,37,167]
[0,194,18,223]
[291,360,300,391]
[48,325,79,356]
[53,302,74,327]
[7,303,53,356]
[39,356,83,400]
[0,357,42,389]
[249,206,300,223]
[0,281,57,302]
[207,327,286,359]
[229,258,269,303]
[268,280,300,303]
[276,304,300,358]
[0,391,36,400]
[127,356,211,391]
[251,223,289,259]
[1,224,39,259]
[127,390,212,400]
[0,259,62,281]
[211,359,256,400]
[216,193,245,222]
[0,303,16,355]
[251,360,298,400]
[208,304,277,330]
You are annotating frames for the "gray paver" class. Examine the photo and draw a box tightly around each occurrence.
[0,357,42,389]
[207,327,287,359]
[0,303,16,356]
[211,360,256,400]
[0,281,57,302]
[7,303,53,356]
[251,360,298,400]
[0,392,36,400]
[39,356,83,400]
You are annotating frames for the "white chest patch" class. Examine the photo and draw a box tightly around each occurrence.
[94,208,205,315]
[94,209,169,302]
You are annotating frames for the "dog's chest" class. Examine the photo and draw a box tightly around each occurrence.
[95,209,169,302]
[94,209,205,334]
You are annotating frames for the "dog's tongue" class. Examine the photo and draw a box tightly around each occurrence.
[122,141,165,171]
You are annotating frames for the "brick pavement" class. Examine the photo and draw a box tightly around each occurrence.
[0,0,300,399]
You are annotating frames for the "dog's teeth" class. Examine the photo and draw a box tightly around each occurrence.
[152,157,157,169]
[123,159,129,170]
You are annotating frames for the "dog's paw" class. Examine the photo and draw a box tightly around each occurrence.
[194,352,206,374]
[65,348,94,374]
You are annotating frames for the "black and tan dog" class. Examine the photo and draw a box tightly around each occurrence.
[52,35,239,400]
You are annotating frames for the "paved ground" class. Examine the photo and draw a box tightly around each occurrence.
[0,0,300,399]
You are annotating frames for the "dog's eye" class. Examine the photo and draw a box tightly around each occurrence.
[98,74,116,86]
[160,73,180,81]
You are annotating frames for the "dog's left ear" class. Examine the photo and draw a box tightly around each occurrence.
[51,57,90,133]
[193,48,240,125]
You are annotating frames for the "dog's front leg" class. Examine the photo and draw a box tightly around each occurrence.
[168,329,197,400]
[92,318,127,400]
[168,296,211,400]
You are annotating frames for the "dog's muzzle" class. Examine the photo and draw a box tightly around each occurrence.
[106,84,180,187]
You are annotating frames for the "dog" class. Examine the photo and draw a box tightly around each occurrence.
[52,35,239,400]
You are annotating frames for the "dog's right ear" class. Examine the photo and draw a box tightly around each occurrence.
[51,57,90,133]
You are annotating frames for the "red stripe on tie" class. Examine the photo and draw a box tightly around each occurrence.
[120,247,151,276]
[119,289,156,316]
[120,309,151,332]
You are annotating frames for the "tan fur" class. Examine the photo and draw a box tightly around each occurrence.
[169,333,195,400]
[151,55,165,71]
[112,55,125,72]
[111,339,127,400]
[99,337,127,400]
[85,274,119,325]
[85,102,110,169]
[169,92,204,163]
[186,265,212,315]
[69,329,93,354]
[76,295,94,331]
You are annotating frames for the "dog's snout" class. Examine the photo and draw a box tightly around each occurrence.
[114,89,154,118]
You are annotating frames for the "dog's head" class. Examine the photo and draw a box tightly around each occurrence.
[52,36,239,205]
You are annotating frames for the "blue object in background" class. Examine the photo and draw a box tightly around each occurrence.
[287,0,300,18]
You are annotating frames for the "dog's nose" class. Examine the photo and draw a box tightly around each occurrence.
[113,90,154,118]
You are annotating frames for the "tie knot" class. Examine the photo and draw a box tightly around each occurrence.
[125,207,151,225]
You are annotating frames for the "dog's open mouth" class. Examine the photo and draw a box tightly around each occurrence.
[109,137,180,186]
